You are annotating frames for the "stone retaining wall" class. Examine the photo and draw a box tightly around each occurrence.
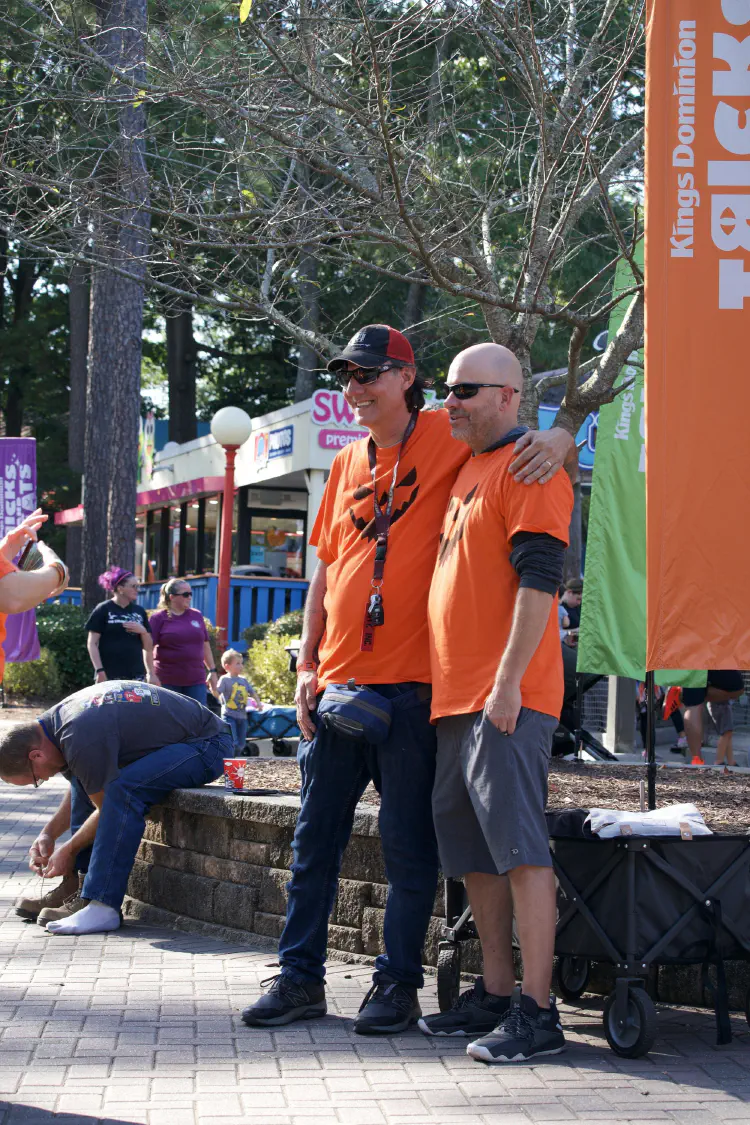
[126,785,750,1011]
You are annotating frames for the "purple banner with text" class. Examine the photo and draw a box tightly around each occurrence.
[0,438,40,664]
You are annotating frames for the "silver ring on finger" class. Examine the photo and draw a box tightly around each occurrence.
[543,460,552,471]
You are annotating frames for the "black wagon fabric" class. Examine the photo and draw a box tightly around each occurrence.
[551,835,750,964]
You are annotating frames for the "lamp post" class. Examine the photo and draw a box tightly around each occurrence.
[211,406,253,650]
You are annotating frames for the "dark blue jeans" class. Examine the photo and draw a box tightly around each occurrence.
[81,729,232,910]
[163,683,208,706]
[70,778,94,874]
[279,683,438,989]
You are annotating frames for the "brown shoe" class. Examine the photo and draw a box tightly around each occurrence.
[15,875,79,921]
[37,875,86,926]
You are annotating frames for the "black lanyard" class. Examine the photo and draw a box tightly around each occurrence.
[361,410,418,651]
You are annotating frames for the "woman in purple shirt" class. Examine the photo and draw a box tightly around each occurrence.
[149,579,218,705]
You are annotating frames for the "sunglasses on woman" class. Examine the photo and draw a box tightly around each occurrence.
[335,362,403,389]
[175,590,192,598]
[446,382,520,400]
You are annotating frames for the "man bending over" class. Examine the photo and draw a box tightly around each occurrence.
[0,681,232,934]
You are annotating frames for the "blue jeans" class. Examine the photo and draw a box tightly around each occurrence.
[279,683,438,989]
[82,729,232,910]
[70,778,94,874]
[163,683,208,706]
[223,712,248,752]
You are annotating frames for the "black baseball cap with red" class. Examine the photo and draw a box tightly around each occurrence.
[327,324,415,372]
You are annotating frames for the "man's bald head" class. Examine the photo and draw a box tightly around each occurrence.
[447,343,523,394]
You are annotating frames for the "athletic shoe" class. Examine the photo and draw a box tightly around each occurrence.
[353,975,421,1035]
[15,875,79,921]
[418,978,510,1037]
[676,734,688,750]
[241,974,326,1027]
[38,886,86,927]
[467,987,565,1063]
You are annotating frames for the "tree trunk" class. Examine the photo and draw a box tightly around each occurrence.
[6,259,37,436]
[80,0,150,609]
[403,281,425,353]
[294,249,320,403]
[67,261,89,587]
[68,262,89,475]
[166,302,197,443]
[564,476,583,582]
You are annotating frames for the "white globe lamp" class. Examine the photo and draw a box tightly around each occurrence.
[211,406,253,449]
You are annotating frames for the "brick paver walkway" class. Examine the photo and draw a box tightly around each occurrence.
[2,778,750,1125]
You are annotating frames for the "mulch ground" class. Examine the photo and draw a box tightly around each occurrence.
[233,757,750,833]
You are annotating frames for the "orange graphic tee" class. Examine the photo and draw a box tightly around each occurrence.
[428,443,573,721]
[311,410,469,688]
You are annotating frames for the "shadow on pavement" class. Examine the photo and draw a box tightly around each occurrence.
[0,1107,134,1125]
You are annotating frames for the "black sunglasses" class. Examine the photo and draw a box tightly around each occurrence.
[446,382,521,401]
[335,362,403,389]
[175,590,192,598]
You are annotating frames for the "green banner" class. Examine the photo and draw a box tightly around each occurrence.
[577,245,703,686]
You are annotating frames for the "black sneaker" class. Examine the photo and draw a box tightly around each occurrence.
[353,975,421,1035]
[241,974,327,1027]
[418,978,510,1037]
[467,987,565,1063]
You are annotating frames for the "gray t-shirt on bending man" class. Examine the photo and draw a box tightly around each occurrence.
[39,681,226,795]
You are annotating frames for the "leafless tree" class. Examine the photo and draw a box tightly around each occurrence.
[1,0,643,439]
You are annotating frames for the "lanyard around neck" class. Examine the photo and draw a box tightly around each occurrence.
[367,410,418,583]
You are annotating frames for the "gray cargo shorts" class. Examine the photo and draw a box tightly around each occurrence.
[707,700,734,736]
[433,707,557,878]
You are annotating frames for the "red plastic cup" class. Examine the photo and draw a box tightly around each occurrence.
[224,758,247,791]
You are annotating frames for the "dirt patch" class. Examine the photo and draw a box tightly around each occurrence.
[0,699,56,723]
[231,757,750,832]
[547,760,750,834]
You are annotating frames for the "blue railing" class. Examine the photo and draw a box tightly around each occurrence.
[49,575,308,649]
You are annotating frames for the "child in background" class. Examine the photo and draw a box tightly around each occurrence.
[210,649,262,752]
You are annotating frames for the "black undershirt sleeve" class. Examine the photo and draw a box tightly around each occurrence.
[509,531,566,596]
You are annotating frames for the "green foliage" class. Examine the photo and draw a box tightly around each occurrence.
[4,646,61,700]
[242,620,271,647]
[245,632,298,706]
[35,603,91,695]
[266,609,304,639]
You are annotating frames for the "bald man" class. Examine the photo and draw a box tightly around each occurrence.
[421,343,573,1063]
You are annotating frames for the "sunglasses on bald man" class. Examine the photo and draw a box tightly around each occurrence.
[447,382,521,401]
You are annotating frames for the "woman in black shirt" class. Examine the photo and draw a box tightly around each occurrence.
[85,567,155,683]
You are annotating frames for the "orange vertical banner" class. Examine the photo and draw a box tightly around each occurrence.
[645,0,750,670]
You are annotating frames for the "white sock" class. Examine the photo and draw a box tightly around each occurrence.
[46,901,120,935]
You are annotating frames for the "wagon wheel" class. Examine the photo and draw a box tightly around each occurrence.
[272,739,294,757]
[437,942,461,1012]
[603,987,657,1058]
[244,742,260,757]
[745,985,750,1029]
[553,956,590,1003]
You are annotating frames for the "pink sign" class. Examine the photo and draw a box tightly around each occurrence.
[318,428,368,450]
[311,390,359,427]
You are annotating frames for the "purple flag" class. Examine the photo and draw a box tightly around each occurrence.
[0,438,40,664]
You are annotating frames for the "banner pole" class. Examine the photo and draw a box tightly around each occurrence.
[646,670,656,810]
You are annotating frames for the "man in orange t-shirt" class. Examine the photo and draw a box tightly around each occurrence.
[240,325,574,1036]
[421,343,573,1064]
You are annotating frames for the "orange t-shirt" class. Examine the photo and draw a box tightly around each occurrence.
[0,555,17,682]
[311,410,470,688]
[428,443,573,721]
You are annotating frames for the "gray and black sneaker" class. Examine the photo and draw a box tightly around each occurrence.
[241,974,326,1027]
[467,987,565,1063]
[353,975,421,1035]
[418,978,510,1037]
